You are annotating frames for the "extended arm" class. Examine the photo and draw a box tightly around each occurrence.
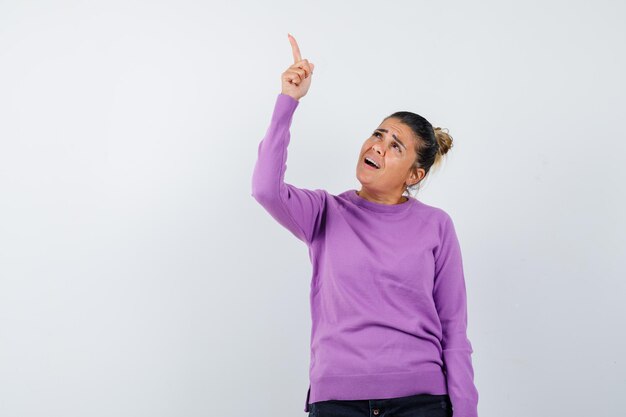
[251,93,325,245]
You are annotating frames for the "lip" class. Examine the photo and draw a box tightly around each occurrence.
[362,159,378,170]
[362,154,382,170]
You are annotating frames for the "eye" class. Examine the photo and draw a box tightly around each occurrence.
[372,132,402,153]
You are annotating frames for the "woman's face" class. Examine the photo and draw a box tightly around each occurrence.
[356,117,423,197]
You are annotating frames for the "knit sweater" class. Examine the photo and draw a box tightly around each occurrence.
[251,93,479,417]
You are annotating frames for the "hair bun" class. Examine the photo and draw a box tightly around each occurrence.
[434,126,453,156]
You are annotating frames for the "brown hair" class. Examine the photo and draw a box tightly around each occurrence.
[383,112,454,196]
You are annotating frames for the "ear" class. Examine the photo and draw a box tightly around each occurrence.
[407,167,425,187]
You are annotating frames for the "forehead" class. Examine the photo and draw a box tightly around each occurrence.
[377,118,414,143]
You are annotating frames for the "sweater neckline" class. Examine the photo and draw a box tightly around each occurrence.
[346,189,417,213]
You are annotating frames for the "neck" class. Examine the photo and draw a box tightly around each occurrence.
[357,188,408,205]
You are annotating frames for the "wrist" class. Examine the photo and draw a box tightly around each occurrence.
[280,92,300,102]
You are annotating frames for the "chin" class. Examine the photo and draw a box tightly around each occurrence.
[355,176,374,191]
[356,165,375,184]
[355,169,367,185]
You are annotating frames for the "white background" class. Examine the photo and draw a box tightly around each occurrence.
[1,1,625,416]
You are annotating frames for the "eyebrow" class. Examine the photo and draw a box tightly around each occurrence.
[374,128,407,150]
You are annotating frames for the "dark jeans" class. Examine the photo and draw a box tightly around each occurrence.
[308,393,452,417]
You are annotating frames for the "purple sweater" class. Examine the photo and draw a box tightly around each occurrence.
[251,93,479,417]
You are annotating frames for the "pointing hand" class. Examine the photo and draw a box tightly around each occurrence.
[281,34,315,101]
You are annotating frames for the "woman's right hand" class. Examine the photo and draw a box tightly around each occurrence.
[281,34,315,101]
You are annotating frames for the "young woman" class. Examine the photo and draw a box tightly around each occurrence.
[251,34,479,417]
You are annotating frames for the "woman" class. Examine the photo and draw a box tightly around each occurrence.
[251,34,479,417]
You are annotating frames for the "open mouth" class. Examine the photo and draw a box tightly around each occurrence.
[363,156,381,169]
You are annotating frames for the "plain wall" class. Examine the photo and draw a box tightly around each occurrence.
[1,1,625,416]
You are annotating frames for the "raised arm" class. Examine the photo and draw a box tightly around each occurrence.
[432,213,480,417]
[250,34,325,245]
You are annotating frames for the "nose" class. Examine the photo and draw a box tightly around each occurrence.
[372,143,383,155]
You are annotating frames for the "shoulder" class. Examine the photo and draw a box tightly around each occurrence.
[412,199,453,226]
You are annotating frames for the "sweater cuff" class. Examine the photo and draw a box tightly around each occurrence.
[278,92,299,103]
[271,93,299,124]
[451,398,478,417]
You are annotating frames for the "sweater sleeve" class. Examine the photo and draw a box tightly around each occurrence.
[251,93,326,246]
[432,213,479,417]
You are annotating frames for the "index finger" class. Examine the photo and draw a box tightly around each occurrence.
[288,33,302,64]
